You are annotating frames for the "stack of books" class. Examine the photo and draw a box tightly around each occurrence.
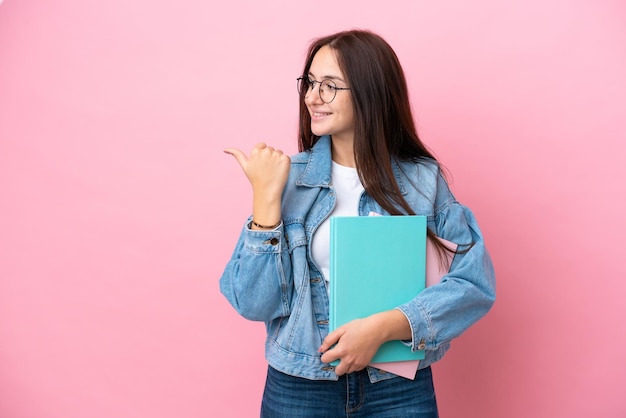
[329,215,456,379]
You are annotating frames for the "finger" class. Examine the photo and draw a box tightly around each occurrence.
[319,345,341,365]
[250,142,272,157]
[331,354,358,376]
[334,362,350,376]
[319,329,342,353]
[223,148,248,168]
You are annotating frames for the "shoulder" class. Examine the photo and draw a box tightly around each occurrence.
[396,157,457,212]
[396,157,442,186]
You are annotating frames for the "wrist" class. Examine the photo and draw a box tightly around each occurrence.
[250,219,281,229]
[370,310,412,342]
[252,191,282,207]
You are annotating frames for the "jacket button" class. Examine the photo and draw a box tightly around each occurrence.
[269,238,279,246]
[417,339,426,350]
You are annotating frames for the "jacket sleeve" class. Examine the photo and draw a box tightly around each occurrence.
[219,218,294,322]
[396,172,496,352]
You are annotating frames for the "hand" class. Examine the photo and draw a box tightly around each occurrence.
[224,142,291,200]
[318,317,385,376]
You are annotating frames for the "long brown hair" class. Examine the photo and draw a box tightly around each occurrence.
[298,30,464,258]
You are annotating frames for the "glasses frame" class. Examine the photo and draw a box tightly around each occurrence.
[296,76,351,104]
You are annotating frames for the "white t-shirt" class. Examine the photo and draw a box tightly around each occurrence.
[311,161,364,288]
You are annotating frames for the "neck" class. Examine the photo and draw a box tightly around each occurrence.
[330,136,356,167]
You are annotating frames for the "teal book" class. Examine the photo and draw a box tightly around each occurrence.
[329,215,427,364]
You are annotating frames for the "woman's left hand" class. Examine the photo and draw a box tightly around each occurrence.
[319,309,413,376]
[318,316,385,376]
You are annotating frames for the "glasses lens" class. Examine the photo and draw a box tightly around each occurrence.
[320,80,336,103]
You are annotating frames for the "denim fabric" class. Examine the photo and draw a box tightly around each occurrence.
[220,135,496,382]
[261,365,439,418]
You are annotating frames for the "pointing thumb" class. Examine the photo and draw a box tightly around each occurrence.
[223,148,248,169]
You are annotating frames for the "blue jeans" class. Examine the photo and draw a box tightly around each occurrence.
[261,366,439,417]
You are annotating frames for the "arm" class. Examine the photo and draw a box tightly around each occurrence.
[396,201,496,352]
[219,220,293,321]
[220,142,293,321]
[319,204,495,375]
[319,170,496,375]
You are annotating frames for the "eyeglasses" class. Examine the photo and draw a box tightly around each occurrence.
[296,76,351,104]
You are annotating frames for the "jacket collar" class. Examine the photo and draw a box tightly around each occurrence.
[296,136,333,188]
[295,135,407,195]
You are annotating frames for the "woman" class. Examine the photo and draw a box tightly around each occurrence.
[220,29,495,417]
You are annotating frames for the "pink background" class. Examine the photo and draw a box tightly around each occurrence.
[1,1,625,417]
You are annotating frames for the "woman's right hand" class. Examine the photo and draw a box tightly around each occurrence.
[224,142,291,227]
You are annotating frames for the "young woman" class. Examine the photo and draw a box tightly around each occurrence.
[220,29,495,417]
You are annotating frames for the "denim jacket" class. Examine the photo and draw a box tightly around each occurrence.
[220,136,496,382]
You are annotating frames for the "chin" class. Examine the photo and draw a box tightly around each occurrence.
[311,128,330,137]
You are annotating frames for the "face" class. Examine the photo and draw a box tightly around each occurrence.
[305,46,355,145]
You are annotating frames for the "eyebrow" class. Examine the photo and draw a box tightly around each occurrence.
[307,71,346,83]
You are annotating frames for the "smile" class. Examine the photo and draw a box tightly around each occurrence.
[311,112,332,119]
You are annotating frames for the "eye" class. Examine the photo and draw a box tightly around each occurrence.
[321,80,338,92]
